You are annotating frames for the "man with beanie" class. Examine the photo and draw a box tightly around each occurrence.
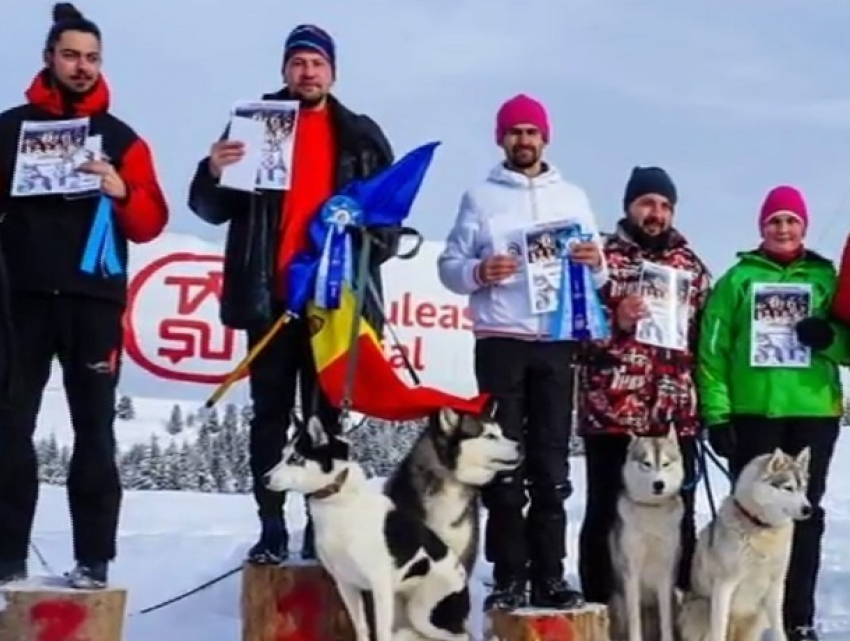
[0,3,169,588]
[188,23,396,564]
[438,93,608,610]
[576,166,711,608]
[698,185,848,640]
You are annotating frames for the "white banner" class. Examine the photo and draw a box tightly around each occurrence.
[117,232,477,403]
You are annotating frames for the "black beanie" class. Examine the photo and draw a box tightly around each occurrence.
[623,166,677,211]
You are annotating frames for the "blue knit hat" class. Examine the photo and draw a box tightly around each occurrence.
[284,24,336,72]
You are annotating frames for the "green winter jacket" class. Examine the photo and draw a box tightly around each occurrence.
[697,249,850,427]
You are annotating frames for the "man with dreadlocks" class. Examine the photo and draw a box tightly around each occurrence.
[0,3,168,588]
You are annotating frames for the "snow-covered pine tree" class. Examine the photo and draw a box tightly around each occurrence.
[160,441,182,490]
[120,443,147,489]
[349,417,423,477]
[178,441,199,491]
[116,394,136,420]
[221,403,239,464]
[231,427,251,493]
[240,403,254,427]
[39,433,67,485]
[203,406,220,433]
[166,404,184,435]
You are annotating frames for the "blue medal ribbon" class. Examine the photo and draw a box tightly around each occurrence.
[80,195,123,277]
[314,195,362,309]
[550,230,610,341]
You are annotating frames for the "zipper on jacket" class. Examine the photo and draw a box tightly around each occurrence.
[528,175,546,339]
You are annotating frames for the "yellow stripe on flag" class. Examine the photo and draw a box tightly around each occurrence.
[307,285,381,372]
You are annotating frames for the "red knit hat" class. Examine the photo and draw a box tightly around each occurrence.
[759,185,808,228]
[495,94,550,144]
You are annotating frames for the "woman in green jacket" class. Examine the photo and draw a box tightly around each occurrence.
[697,185,849,641]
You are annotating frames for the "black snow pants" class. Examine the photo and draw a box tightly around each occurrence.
[246,312,339,520]
[577,433,698,604]
[0,293,123,565]
[474,336,577,584]
[727,415,839,630]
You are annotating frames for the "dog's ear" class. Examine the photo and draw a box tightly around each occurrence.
[306,415,329,448]
[765,447,785,473]
[795,446,811,478]
[438,407,460,435]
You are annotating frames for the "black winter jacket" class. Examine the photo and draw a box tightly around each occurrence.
[188,89,395,330]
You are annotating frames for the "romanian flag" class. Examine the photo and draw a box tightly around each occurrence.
[287,140,490,420]
[307,286,490,421]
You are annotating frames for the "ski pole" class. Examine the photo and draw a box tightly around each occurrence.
[201,310,294,411]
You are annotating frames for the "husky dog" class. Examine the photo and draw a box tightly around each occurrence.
[383,404,523,576]
[609,426,685,641]
[264,415,471,641]
[678,447,812,641]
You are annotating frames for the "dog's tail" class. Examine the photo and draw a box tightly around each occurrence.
[677,593,710,641]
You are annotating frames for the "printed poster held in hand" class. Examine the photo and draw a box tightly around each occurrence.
[10,117,103,198]
[218,99,300,192]
[521,221,608,341]
[635,261,692,351]
[750,282,812,367]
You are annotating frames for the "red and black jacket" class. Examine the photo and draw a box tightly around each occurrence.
[0,70,168,305]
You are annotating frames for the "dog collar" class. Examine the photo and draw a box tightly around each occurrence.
[308,468,350,500]
[734,499,772,529]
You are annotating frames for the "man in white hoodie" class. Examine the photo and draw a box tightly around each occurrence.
[437,94,608,611]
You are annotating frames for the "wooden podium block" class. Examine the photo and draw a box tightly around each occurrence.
[0,577,127,641]
[241,560,355,641]
[484,603,610,641]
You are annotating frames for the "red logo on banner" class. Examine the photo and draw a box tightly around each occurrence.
[124,252,247,385]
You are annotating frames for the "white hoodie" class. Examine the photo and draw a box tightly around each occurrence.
[437,162,608,340]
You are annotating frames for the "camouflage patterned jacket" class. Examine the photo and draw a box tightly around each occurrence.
[577,220,711,438]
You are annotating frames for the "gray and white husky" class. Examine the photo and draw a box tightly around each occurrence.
[609,426,686,641]
[678,447,812,641]
[384,404,523,576]
[264,415,471,641]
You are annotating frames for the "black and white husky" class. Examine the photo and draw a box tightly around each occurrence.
[384,404,523,576]
[264,415,471,641]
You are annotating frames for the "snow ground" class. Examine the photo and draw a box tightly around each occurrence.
[20,421,850,640]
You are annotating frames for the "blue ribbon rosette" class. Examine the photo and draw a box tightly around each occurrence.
[79,194,123,277]
[313,194,364,309]
[549,227,609,341]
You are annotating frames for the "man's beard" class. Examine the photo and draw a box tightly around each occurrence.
[509,146,539,169]
[290,86,327,109]
[624,215,672,250]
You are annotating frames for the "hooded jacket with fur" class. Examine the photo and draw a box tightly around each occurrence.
[437,162,608,340]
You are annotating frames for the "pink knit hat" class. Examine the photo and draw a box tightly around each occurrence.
[495,94,550,144]
[759,185,809,228]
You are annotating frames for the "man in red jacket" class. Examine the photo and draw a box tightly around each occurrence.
[0,3,168,589]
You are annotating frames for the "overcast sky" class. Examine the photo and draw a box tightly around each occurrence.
[3,0,850,276]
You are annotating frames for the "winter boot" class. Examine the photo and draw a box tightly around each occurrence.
[247,516,289,565]
[66,562,108,589]
[0,559,26,585]
[483,578,528,611]
[529,576,584,609]
[788,627,819,641]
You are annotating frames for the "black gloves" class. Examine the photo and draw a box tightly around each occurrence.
[707,422,736,459]
[795,317,835,351]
